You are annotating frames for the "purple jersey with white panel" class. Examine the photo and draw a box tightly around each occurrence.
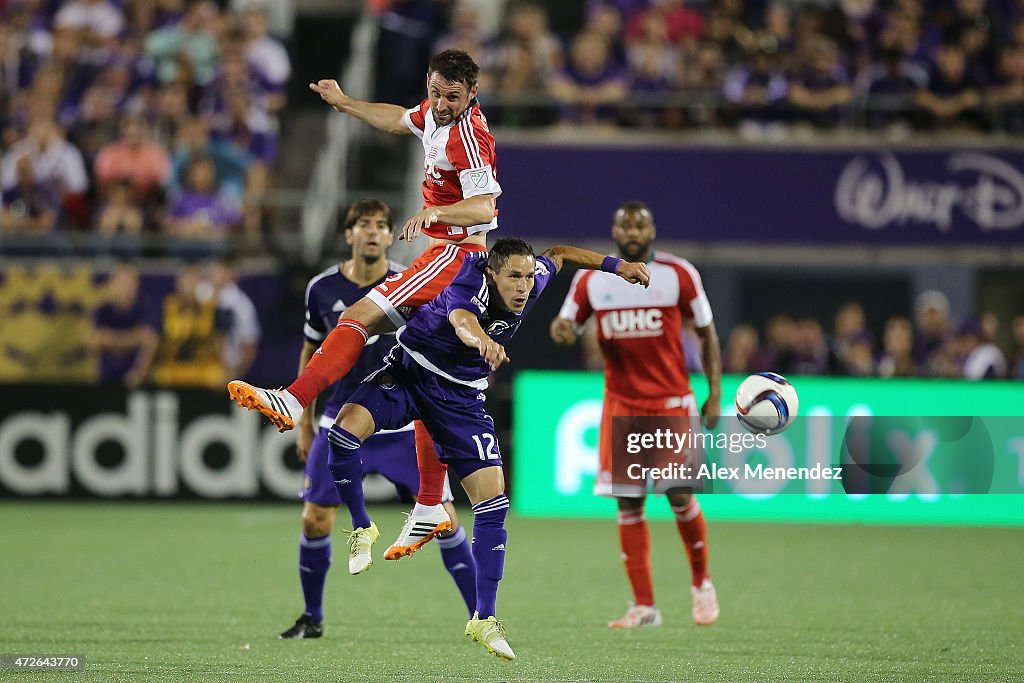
[395,253,557,388]
[349,253,558,480]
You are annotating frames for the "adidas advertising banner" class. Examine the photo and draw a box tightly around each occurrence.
[0,387,302,499]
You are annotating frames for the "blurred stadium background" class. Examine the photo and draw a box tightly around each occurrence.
[1,0,1022,680]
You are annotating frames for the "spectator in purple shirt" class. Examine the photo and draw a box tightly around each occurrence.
[90,262,158,387]
[165,152,241,239]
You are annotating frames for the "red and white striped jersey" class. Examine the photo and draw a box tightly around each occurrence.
[403,98,501,240]
[558,251,713,409]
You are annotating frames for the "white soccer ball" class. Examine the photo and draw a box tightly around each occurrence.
[734,372,799,435]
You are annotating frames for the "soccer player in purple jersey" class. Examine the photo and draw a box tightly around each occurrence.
[323,237,650,659]
[279,199,477,640]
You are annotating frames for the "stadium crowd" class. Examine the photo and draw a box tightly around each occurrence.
[569,291,1024,381]
[714,293,1023,380]
[407,0,1024,132]
[0,0,290,250]
[1,1,1019,386]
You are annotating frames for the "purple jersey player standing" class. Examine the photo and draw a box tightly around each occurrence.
[279,199,477,641]
[323,237,651,660]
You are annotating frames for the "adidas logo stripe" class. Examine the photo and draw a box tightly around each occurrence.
[266,392,290,417]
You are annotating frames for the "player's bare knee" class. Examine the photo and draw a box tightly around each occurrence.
[616,496,645,513]
[335,403,375,440]
[345,298,391,335]
[665,488,693,508]
[302,503,336,537]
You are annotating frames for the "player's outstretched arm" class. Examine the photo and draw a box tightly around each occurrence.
[309,79,411,136]
[449,309,509,371]
[541,245,651,287]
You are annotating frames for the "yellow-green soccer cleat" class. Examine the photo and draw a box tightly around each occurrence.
[347,522,379,575]
[465,612,516,661]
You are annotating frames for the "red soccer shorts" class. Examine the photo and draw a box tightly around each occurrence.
[595,393,702,498]
[365,242,488,327]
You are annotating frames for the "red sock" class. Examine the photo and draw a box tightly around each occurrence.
[672,497,709,587]
[415,421,447,506]
[617,509,654,606]
[287,320,367,407]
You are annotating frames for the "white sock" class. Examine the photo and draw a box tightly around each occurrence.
[413,502,442,516]
[281,390,303,415]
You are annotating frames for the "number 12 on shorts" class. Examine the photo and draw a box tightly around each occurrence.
[472,433,500,460]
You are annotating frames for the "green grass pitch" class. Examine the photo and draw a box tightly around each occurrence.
[1,501,1022,682]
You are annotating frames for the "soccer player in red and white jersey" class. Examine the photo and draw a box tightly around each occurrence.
[228,50,498,549]
[550,200,723,628]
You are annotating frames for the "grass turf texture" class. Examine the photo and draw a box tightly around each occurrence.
[1,502,1021,683]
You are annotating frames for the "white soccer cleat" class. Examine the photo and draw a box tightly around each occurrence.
[691,579,720,625]
[227,380,300,432]
[383,504,452,560]
[347,522,379,575]
[608,603,663,629]
[465,612,516,661]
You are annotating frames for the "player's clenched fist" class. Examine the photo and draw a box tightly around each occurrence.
[617,261,651,287]
[477,337,509,371]
[549,318,578,347]
[309,79,347,110]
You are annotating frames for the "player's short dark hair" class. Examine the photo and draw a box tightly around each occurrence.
[342,198,393,232]
[488,237,535,272]
[427,49,480,89]
[616,200,653,220]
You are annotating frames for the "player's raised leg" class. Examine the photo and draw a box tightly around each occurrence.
[609,496,663,628]
[327,402,379,574]
[228,244,485,431]
[668,489,719,625]
[228,298,389,431]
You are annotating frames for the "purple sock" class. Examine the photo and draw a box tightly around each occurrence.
[436,525,477,616]
[298,534,331,623]
[470,494,509,619]
[327,426,372,530]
